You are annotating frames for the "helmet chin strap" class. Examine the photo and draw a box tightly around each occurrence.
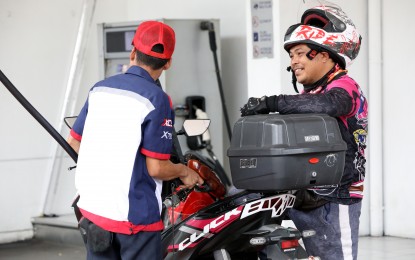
[303,64,347,92]
[286,66,299,93]
[287,63,347,94]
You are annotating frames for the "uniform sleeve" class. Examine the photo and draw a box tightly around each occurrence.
[70,98,89,141]
[140,93,174,160]
[276,87,353,117]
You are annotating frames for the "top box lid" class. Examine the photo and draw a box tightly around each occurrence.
[227,114,347,157]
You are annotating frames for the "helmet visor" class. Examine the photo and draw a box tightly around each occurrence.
[297,0,347,32]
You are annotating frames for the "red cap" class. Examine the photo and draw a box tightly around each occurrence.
[132,21,175,59]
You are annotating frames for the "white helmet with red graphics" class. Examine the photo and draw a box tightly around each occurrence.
[284,3,362,69]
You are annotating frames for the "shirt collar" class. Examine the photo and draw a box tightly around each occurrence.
[125,65,155,83]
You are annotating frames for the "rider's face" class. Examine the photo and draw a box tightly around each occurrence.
[288,44,329,86]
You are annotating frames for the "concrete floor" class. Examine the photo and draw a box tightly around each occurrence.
[358,236,415,259]
[0,239,85,260]
[1,236,415,259]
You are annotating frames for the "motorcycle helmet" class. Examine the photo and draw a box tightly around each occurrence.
[284,4,362,69]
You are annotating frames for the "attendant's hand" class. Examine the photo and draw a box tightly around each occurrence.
[179,166,204,190]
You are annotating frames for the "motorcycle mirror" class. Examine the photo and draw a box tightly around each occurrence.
[182,119,210,136]
[64,116,78,130]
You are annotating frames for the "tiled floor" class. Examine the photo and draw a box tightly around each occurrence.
[0,236,414,259]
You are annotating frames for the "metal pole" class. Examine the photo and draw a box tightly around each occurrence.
[0,70,78,163]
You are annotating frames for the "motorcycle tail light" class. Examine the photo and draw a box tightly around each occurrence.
[281,239,299,249]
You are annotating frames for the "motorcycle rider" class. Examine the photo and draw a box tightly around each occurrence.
[67,21,203,259]
[241,4,368,260]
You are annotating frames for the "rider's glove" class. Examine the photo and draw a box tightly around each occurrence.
[240,95,278,116]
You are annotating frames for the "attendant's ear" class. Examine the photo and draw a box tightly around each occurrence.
[163,59,172,70]
[130,48,136,62]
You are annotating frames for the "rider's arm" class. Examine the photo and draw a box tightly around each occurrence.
[274,87,353,117]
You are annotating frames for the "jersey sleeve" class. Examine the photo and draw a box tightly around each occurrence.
[277,87,353,117]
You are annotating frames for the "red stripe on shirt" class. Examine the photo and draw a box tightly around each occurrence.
[79,208,164,234]
[70,129,82,141]
[141,148,170,160]
[167,95,173,108]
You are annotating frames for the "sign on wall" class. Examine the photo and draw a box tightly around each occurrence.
[251,0,274,59]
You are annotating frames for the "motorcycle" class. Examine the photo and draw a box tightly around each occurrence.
[1,70,318,259]
[64,115,314,260]
[171,117,324,259]
[157,110,347,260]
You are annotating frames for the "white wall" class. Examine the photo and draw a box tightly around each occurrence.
[382,0,415,238]
[0,0,84,243]
[1,0,414,244]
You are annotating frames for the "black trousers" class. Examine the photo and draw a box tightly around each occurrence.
[85,229,162,260]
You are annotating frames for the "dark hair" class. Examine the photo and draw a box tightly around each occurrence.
[135,44,169,70]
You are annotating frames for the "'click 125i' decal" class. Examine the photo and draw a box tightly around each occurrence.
[167,194,295,252]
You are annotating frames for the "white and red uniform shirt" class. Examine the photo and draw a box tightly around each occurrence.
[71,66,174,234]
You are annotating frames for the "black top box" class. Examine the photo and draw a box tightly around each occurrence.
[227,114,346,191]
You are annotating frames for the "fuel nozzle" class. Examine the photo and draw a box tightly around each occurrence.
[162,188,191,209]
